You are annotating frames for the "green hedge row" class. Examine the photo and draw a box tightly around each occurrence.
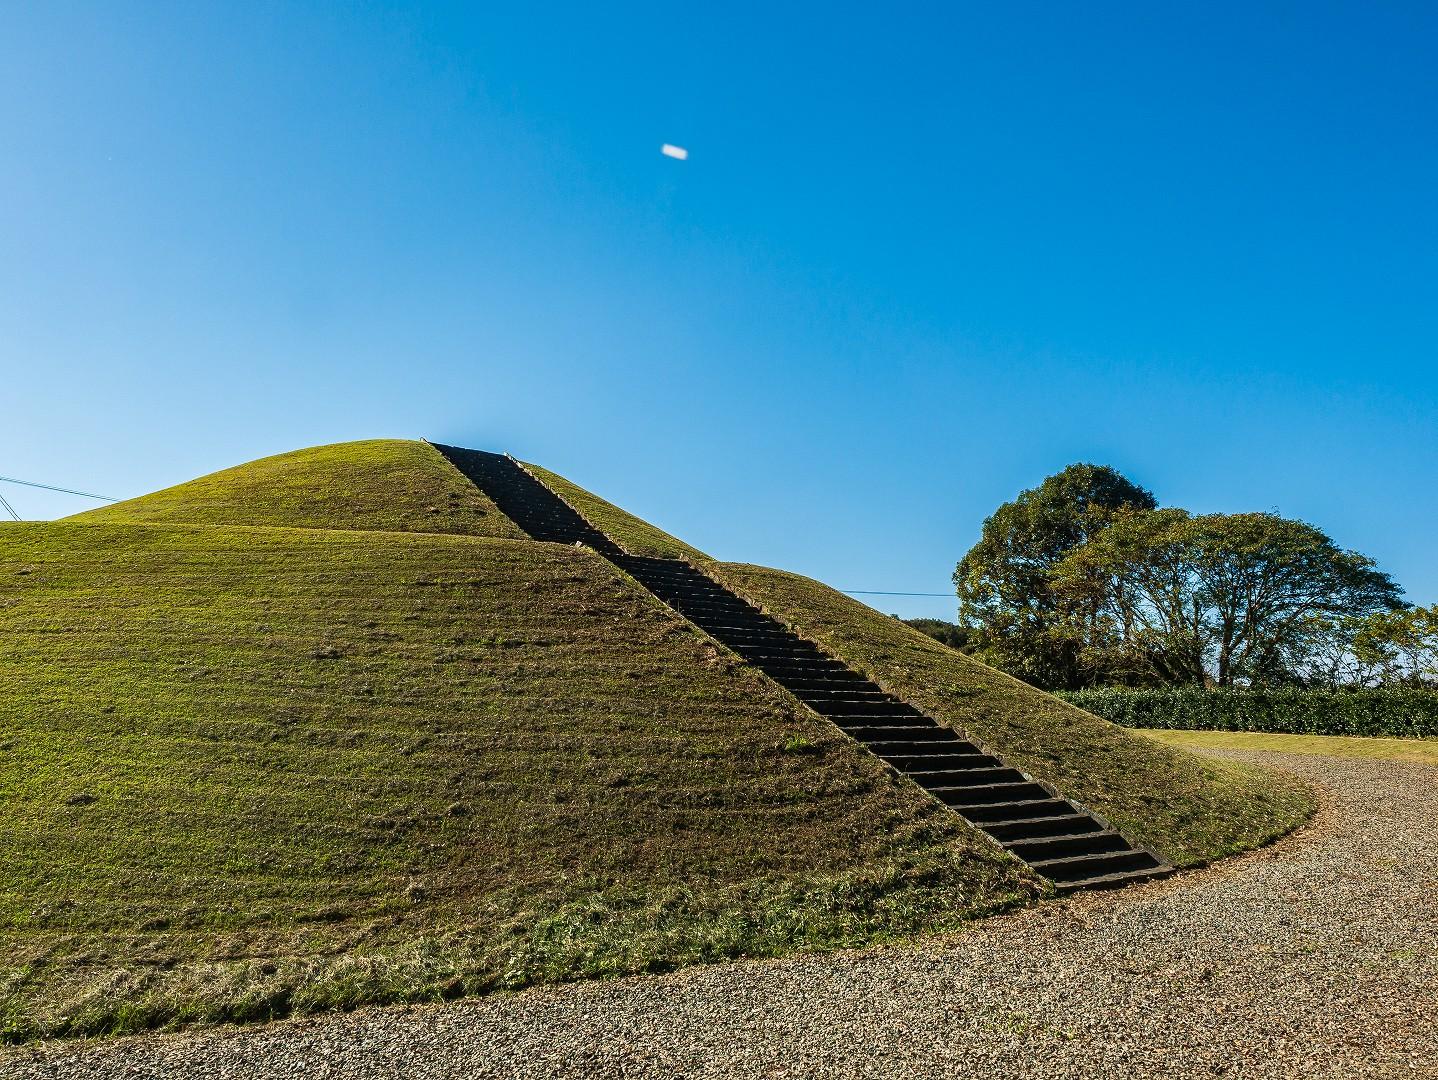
[1056,686,1438,738]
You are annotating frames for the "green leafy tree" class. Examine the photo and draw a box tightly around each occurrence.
[903,618,974,652]
[1052,510,1405,686]
[953,464,1156,689]
[1351,604,1438,686]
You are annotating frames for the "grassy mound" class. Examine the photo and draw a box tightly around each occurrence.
[522,461,707,560]
[76,440,526,538]
[706,563,1315,868]
[0,520,1033,1041]
[2,438,1319,1040]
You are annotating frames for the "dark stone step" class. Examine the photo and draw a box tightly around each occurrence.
[699,618,797,632]
[1004,831,1130,862]
[790,688,906,705]
[729,641,827,656]
[658,592,752,605]
[676,613,777,630]
[955,798,1077,824]
[983,814,1103,842]
[911,766,1028,789]
[817,703,926,720]
[1032,849,1164,883]
[819,694,921,708]
[624,570,712,584]
[660,596,755,612]
[644,579,735,592]
[657,589,735,602]
[732,648,833,665]
[933,781,1053,807]
[865,737,980,756]
[724,648,830,664]
[831,712,939,728]
[747,660,850,676]
[706,627,805,643]
[840,723,951,742]
[693,621,792,638]
[791,683,899,697]
[1052,864,1173,894]
[736,655,828,673]
[771,675,874,690]
[876,751,997,771]
[720,640,825,657]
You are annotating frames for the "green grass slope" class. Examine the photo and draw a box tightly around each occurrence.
[0,521,1034,1041]
[707,563,1315,868]
[76,440,526,539]
[522,462,708,560]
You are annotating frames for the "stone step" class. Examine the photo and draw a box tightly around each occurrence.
[821,703,928,720]
[1052,864,1173,894]
[1003,831,1130,861]
[956,798,1079,824]
[840,723,952,742]
[771,675,877,691]
[665,600,762,617]
[790,690,910,707]
[910,766,1029,788]
[746,660,851,677]
[983,814,1103,842]
[864,737,980,756]
[1032,848,1165,884]
[933,781,1054,807]
[875,750,998,772]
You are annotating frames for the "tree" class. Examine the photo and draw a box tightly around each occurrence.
[904,618,974,652]
[1350,605,1438,686]
[954,464,1156,689]
[1051,509,1405,687]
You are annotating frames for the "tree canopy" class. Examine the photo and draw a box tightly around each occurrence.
[953,464,1156,688]
[1052,509,1404,687]
[903,618,973,652]
[1349,604,1438,687]
[954,465,1412,690]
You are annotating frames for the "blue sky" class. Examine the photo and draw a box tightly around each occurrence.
[4,2,1435,618]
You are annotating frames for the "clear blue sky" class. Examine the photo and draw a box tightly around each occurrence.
[4,2,1435,618]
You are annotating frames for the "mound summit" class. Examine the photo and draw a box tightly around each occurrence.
[0,439,1312,1040]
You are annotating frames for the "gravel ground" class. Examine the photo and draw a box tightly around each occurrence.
[6,750,1436,1080]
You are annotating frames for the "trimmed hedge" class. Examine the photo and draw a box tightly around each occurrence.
[1057,686,1438,739]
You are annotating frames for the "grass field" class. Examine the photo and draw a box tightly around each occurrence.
[78,440,526,539]
[0,519,1033,1041]
[707,563,1316,868]
[1140,728,1438,765]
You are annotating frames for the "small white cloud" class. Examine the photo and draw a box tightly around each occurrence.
[660,144,689,161]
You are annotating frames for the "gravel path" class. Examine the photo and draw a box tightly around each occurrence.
[7,751,1436,1080]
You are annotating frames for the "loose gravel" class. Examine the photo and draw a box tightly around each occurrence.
[6,750,1436,1080]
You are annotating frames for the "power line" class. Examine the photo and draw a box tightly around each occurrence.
[0,475,118,502]
[0,490,19,521]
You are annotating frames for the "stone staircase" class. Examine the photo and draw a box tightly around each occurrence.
[432,443,1173,892]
